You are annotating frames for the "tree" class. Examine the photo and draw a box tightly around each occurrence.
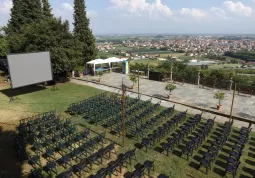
[165,84,176,94]
[7,0,42,33]
[73,0,97,64]
[0,36,8,56]
[10,18,83,73]
[42,0,53,18]
[214,91,225,105]
[129,76,138,87]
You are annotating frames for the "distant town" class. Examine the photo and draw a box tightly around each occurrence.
[96,35,255,64]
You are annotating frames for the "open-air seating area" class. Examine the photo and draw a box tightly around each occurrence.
[12,92,255,178]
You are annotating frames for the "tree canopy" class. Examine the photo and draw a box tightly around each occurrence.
[2,0,97,75]
[73,0,97,64]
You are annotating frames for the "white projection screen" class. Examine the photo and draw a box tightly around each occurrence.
[7,51,53,89]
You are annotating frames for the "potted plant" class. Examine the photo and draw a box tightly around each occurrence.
[165,83,176,99]
[129,75,138,89]
[97,71,103,82]
[74,66,84,78]
[214,91,225,110]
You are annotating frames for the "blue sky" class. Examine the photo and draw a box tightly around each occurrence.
[1,0,255,34]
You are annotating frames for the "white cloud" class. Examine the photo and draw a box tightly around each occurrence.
[179,8,206,19]
[60,2,73,11]
[109,0,173,18]
[87,10,98,18]
[0,0,12,14]
[224,1,253,16]
[210,7,228,19]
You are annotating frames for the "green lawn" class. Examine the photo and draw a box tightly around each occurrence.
[97,52,122,58]
[74,108,255,178]
[0,83,103,115]
[0,82,254,178]
[115,46,134,51]
[131,59,162,66]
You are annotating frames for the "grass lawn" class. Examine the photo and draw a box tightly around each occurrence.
[0,81,254,178]
[131,59,162,66]
[147,53,186,58]
[115,46,134,51]
[97,52,122,58]
[74,109,255,178]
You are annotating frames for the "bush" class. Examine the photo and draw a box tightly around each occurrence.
[74,66,84,73]
[129,75,138,86]
[214,91,225,105]
[97,71,103,78]
[165,84,176,94]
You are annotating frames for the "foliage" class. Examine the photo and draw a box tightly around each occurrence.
[3,0,85,75]
[214,91,225,105]
[165,84,176,94]
[8,18,83,73]
[100,56,108,59]
[74,66,84,73]
[73,0,97,64]
[42,0,53,18]
[97,71,103,79]
[129,76,138,86]
[225,51,255,61]
[0,36,8,56]
[130,63,148,71]
[7,0,42,33]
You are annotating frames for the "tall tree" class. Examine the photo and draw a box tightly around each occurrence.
[73,0,97,64]
[15,18,83,73]
[42,0,53,18]
[7,0,42,33]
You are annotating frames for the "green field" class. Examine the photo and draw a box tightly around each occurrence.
[131,59,162,66]
[0,81,254,177]
[97,51,121,58]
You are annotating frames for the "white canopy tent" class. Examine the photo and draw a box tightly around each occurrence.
[86,57,126,74]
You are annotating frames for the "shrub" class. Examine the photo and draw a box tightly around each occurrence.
[165,84,176,94]
[129,75,138,86]
[74,66,84,73]
[214,91,225,105]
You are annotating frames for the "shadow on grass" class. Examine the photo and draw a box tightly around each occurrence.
[228,138,236,144]
[221,147,231,154]
[248,152,255,158]
[0,85,46,98]
[249,147,255,152]
[224,142,233,148]
[249,142,255,147]
[0,128,24,177]
[172,149,182,157]
[218,154,228,160]
[134,143,143,149]
[242,166,255,176]
[188,161,200,170]
[154,146,164,153]
[192,155,202,162]
[239,174,251,178]
[245,159,255,166]
[213,167,225,177]
[215,159,227,169]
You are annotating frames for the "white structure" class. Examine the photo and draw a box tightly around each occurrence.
[86,57,126,74]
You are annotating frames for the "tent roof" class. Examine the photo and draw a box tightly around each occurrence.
[87,57,125,65]
[86,59,106,65]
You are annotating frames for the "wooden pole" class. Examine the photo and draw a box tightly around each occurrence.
[138,70,140,98]
[229,84,236,123]
[121,82,125,146]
